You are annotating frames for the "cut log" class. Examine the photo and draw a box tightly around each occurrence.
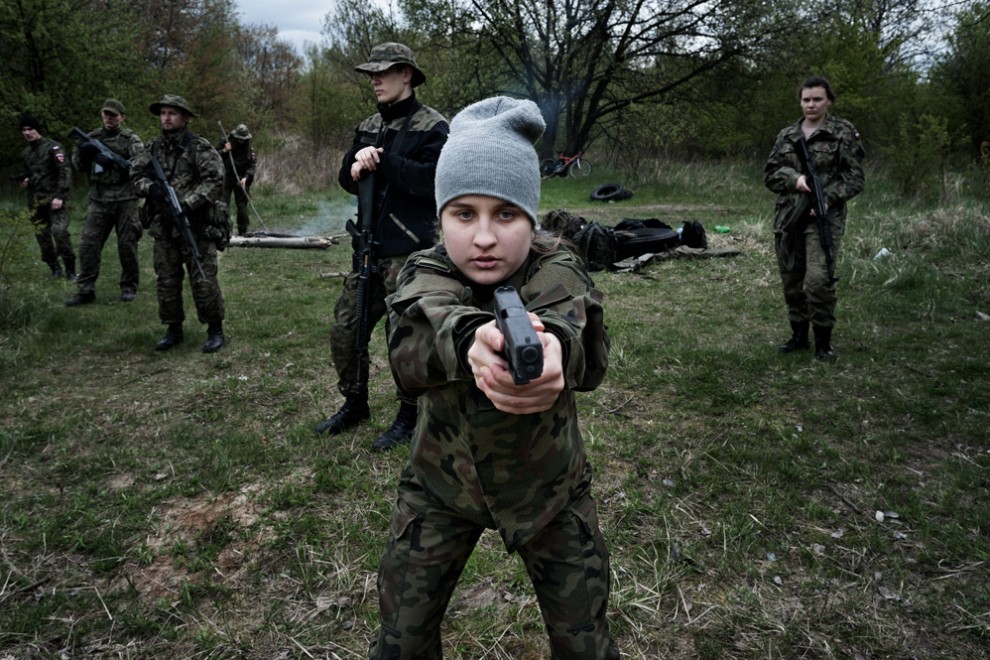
[228,235,340,249]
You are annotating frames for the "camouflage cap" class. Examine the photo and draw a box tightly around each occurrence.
[101,99,125,115]
[231,124,252,140]
[354,42,426,88]
[149,94,196,117]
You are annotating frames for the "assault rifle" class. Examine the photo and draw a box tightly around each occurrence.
[493,286,544,385]
[147,153,205,280]
[68,127,132,174]
[796,137,838,284]
[8,172,28,183]
[346,173,377,391]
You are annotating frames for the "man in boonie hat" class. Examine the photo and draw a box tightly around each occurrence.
[130,94,228,354]
[315,42,449,451]
[216,123,257,236]
[66,98,145,306]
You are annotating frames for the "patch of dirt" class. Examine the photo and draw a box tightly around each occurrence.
[107,484,271,601]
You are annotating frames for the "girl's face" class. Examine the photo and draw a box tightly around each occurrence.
[440,195,534,286]
[800,85,832,124]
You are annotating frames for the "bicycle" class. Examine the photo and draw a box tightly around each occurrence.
[540,150,592,179]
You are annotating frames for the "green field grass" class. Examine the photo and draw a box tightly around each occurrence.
[1,163,988,658]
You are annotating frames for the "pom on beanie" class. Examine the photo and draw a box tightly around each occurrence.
[435,96,546,225]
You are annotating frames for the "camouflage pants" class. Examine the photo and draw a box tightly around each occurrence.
[775,221,843,329]
[153,233,225,326]
[370,472,620,659]
[31,203,75,272]
[222,177,251,234]
[330,254,411,402]
[76,199,142,295]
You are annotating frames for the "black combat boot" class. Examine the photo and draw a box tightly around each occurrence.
[155,323,184,351]
[778,320,810,353]
[372,401,417,451]
[48,262,63,278]
[203,322,225,353]
[65,291,95,307]
[813,325,837,362]
[315,394,370,435]
[64,259,76,281]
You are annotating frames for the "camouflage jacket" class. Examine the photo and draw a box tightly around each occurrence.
[763,114,865,235]
[21,137,72,203]
[387,241,610,552]
[131,128,224,239]
[72,126,143,202]
[215,136,256,184]
[338,94,449,258]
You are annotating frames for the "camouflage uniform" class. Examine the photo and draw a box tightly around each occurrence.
[216,124,256,235]
[331,93,448,402]
[131,126,226,328]
[72,125,144,298]
[21,136,75,275]
[371,241,619,659]
[763,114,865,329]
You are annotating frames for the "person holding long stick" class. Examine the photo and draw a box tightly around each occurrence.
[216,123,257,236]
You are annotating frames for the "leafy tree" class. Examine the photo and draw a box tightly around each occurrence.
[930,1,990,156]
[0,0,148,163]
[235,24,303,129]
[398,0,787,158]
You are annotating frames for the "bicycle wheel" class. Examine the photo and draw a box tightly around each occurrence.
[568,158,592,177]
[541,158,559,179]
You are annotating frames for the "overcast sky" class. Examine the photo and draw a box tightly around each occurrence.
[236,0,326,56]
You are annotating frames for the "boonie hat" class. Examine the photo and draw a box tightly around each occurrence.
[354,42,426,88]
[231,124,252,140]
[149,94,196,117]
[101,99,125,115]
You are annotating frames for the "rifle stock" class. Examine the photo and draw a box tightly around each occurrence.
[796,138,838,284]
[148,153,205,280]
[349,174,376,391]
[68,127,132,174]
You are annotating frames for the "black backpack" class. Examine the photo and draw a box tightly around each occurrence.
[573,222,618,271]
[680,220,708,249]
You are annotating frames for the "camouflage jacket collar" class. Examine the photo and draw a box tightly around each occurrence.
[787,114,842,141]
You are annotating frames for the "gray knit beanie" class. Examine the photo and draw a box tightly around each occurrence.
[435,96,546,225]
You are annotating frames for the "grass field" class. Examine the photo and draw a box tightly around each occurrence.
[1,162,988,658]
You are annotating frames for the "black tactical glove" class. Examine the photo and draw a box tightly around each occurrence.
[77,142,99,165]
[148,182,166,203]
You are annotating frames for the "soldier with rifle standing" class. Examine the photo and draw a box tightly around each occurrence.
[65,99,144,306]
[17,115,77,279]
[764,76,865,361]
[131,94,228,354]
[316,42,449,450]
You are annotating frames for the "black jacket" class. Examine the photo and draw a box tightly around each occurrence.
[338,94,448,258]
